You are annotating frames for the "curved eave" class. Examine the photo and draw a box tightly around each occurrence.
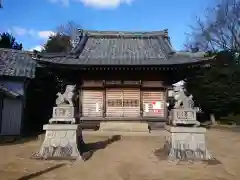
[0,86,22,99]
[35,57,215,70]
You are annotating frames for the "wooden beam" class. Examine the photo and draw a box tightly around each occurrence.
[105,80,121,85]
[141,81,164,88]
[122,80,141,85]
[81,80,103,87]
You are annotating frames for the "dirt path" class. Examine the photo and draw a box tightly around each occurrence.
[0,129,239,180]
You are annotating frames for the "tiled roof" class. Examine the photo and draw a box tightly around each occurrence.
[38,29,212,66]
[0,30,213,79]
[0,48,36,78]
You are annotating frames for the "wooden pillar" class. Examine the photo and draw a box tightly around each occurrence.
[103,87,106,117]
[139,81,143,119]
[78,88,83,119]
[140,91,143,119]
[164,87,168,121]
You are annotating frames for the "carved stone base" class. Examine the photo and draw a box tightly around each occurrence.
[169,109,200,126]
[163,126,213,161]
[36,124,82,160]
[50,106,75,124]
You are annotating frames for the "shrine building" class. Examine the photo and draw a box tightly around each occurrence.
[35,30,214,127]
[0,29,215,134]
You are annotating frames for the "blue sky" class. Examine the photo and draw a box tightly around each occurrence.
[0,0,210,51]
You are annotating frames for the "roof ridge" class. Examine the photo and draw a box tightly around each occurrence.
[82,29,169,38]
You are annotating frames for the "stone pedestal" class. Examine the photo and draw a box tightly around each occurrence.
[169,108,200,126]
[49,105,75,124]
[37,124,82,160]
[163,126,213,161]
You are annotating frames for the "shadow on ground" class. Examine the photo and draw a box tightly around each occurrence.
[80,135,122,161]
[16,163,66,180]
[0,134,41,146]
[154,147,169,161]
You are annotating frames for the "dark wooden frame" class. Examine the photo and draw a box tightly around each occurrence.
[80,80,167,88]
[20,78,29,135]
[44,65,177,122]
[0,93,3,134]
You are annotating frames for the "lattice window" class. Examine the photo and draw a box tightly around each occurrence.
[107,99,139,107]
[123,99,139,107]
[107,99,122,107]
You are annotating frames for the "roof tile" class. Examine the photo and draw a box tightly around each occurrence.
[38,29,210,66]
[0,48,36,78]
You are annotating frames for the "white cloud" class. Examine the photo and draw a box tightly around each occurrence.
[28,29,37,36]
[38,31,56,39]
[78,0,134,8]
[29,45,44,52]
[9,27,55,39]
[48,0,135,8]
[12,27,27,36]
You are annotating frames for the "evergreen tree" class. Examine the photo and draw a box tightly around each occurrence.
[0,32,23,50]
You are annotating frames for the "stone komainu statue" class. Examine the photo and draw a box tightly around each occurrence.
[173,86,194,109]
[56,85,76,106]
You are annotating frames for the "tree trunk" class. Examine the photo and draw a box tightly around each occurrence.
[210,113,217,125]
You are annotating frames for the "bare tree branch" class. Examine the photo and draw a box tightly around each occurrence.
[185,0,240,52]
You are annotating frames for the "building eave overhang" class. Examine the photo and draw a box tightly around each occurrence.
[35,57,214,70]
[0,86,22,98]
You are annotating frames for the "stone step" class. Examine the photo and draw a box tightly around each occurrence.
[83,130,164,137]
[99,122,149,132]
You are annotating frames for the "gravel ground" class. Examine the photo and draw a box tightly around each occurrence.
[0,129,239,180]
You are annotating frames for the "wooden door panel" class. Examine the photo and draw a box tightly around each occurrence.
[82,90,103,117]
[142,91,165,117]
